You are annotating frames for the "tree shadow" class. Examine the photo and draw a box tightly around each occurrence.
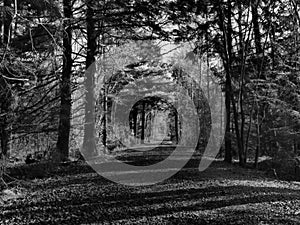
[1,183,300,224]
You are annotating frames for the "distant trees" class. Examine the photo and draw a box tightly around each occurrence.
[98,60,210,151]
[81,0,171,156]
[169,0,300,166]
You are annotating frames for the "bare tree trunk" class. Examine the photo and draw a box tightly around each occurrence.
[227,0,245,166]
[219,0,244,165]
[231,85,245,166]
[245,103,254,160]
[0,108,9,158]
[206,38,210,101]
[237,2,247,164]
[3,0,12,44]
[141,102,145,144]
[251,0,263,56]
[0,0,12,163]
[224,86,232,163]
[175,111,179,144]
[0,4,11,188]
[56,0,73,161]
[133,110,137,138]
[254,102,260,168]
[83,0,97,158]
[254,132,260,168]
[102,87,107,152]
[218,1,232,164]
[252,0,264,168]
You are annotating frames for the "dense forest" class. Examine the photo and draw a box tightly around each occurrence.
[0,0,300,224]
[1,0,300,178]
[0,0,299,174]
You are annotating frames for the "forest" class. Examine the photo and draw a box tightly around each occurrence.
[0,0,300,224]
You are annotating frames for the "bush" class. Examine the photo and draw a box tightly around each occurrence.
[6,161,54,180]
[258,157,299,181]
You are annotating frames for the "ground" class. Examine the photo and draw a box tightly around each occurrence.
[1,159,300,225]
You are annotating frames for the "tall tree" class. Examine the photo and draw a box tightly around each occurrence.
[55,0,73,161]
[82,0,97,158]
[0,0,13,160]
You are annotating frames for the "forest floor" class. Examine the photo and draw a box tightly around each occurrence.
[1,159,300,225]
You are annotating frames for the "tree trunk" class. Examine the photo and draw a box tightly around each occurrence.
[220,0,238,164]
[254,105,260,168]
[175,111,179,144]
[82,0,97,158]
[0,106,9,158]
[224,82,232,163]
[237,2,246,164]
[141,102,145,144]
[206,44,210,101]
[133,110,137,138]
[245,103,254,160]
[227,0,245,166]
[56,0,73,162]
[102,88,107,152]
[217,1,233,164]
[251,0,263,56]
[3,0,12,44]
[0,0,12,161]
[252,0,264,168]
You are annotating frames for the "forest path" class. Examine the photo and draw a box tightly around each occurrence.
[1,160,300,224]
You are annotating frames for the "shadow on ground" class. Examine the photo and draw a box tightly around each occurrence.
[1,160,300,224]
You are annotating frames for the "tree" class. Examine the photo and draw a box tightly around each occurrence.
[82,0,97,158]
[55,0,73,161]
[0,0,62,165]
[0,0,13,162]
[80,0,172,156]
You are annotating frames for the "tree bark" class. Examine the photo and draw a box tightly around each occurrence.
[175,110,179,144]
[141,102,146,144]
[254,103,260,168]
[251,0,263,56]
[3,0,12,45]
[0,99,10,159]
[220,0,245,165]
[224,88,232,163]
[56,0,73,161]
[238,2,247,164]
[0,0,12,160]
[102,88,107,152]
[82,0,97,158]
[219,0,234,164]
[252,0,264,167]
[133,110,137,138]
